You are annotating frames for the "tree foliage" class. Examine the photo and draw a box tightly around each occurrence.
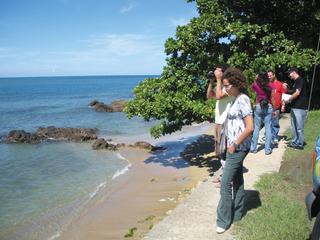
[125,0,320,138]
[223,0,320,49]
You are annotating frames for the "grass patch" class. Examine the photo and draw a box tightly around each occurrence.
[124,227,137,238]
[145,215,156,221]
[234,110,320,240]
[149,223,154,230]
[235,173,310,240]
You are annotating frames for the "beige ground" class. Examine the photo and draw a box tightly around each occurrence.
[143,114,291,240]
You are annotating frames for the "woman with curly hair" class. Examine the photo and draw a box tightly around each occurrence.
[250,72,275,155]
[216,67,254,233]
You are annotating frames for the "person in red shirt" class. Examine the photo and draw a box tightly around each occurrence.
[267,70,287,144]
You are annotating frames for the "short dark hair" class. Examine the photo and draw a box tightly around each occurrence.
[222,67,248,93]
[216,63,230,73]
[287,68,299,75]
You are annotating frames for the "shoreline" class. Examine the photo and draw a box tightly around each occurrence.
[57,124,215,240]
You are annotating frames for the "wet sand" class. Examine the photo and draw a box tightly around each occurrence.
[58,138,213,240]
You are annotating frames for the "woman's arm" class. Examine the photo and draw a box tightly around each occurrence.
[228,114,254,153]
[215,70,228,100]
[215,79,228,99]
[206,80,216,99]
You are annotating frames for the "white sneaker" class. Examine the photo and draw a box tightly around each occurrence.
[216,226,226,234]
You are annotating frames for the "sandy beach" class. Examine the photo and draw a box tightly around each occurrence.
[58,124,216,240]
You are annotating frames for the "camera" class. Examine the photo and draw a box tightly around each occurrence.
[207,71,214,80]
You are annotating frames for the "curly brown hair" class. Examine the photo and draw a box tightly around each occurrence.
[221,67,248,93]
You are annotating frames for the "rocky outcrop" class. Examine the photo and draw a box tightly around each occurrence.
[129,141,165,152]
[91,138,117,150]
[91,139,164,152]
[89,100,127,112]
[91,138,125,151]
[5,127,98,144]
[5,130,43,144]
[91,138,109,149]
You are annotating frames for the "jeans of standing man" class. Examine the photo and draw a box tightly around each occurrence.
[271,109,280,142]
[217,150,248,230]
[290,108,307,148]
[250,104,273,154]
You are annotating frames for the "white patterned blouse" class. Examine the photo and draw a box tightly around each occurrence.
[226,93,253,151]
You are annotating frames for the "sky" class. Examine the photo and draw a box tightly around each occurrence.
[0,0,198,77]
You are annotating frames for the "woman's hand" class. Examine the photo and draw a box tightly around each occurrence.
[228,144,236,154]
[214,68,223,81]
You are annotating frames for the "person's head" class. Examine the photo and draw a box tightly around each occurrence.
[215,63,230,73]
[221,67,247,96]
[287,68,300,80]
[267,70,276,82]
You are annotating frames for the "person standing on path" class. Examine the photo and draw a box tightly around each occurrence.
[206,64,235,172]
[267,70,287,144]
[284,68,308,150]
[216,67,254,234]
[250,72,275,155]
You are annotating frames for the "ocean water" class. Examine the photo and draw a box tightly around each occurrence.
[0,75,157,240]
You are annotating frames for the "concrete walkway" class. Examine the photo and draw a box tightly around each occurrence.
[143,115,290,240]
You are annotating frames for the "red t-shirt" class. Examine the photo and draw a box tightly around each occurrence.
[272,79,286,110]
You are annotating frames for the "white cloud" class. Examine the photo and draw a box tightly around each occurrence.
[120,3,135,14]
[169,17,189,27]
[84,33,163,56]
[0,33,166,76]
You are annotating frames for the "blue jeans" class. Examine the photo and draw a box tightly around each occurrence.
[250,104,273,154]
[217,150,248,229]
[271,109,280,141]
[290,108,307,148]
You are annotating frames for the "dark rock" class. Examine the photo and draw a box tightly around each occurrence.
[130,141,165,152]
[92,138,109,150]
[36,127,97,142]
[91,138,123,151]
[95,102,114,112]
[88,100,127,112]
[6,130,44,144]
[5,127,98,144]
[133,141,153,150]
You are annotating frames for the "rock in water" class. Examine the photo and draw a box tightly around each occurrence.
[5,127,98,144]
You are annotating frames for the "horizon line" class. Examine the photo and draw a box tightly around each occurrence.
[0,73,161,79]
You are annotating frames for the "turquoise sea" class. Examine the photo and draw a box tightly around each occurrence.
[0,75,157,240]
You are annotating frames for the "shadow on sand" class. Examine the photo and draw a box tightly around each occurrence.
[144,134,221,176]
